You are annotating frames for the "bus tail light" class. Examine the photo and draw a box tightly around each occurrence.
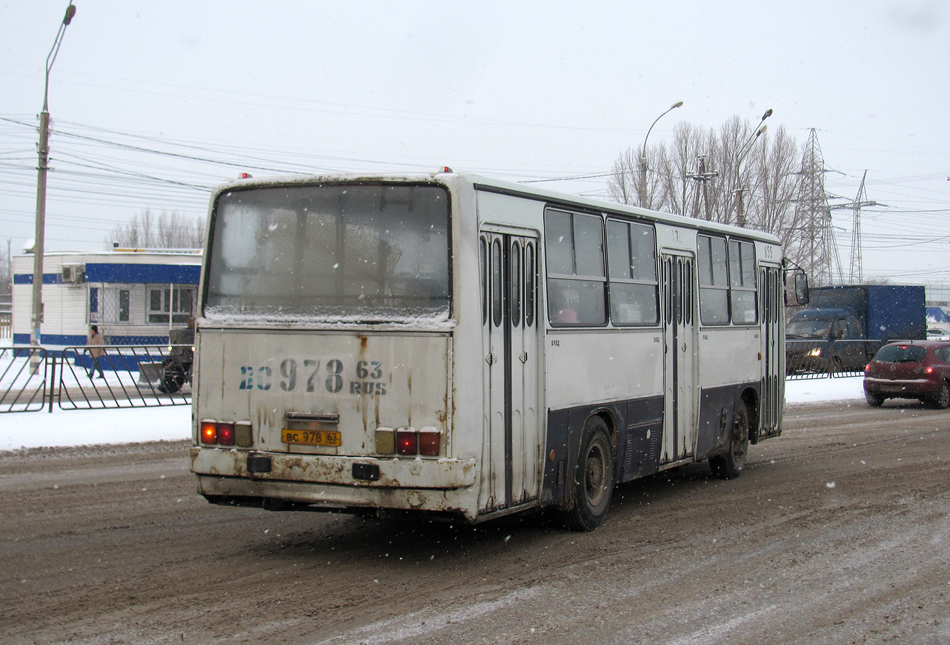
[201,419,252,446]
[396,427,417,455]
[200,420,217,444]
[217,422,235,445]
[419,427,441,456]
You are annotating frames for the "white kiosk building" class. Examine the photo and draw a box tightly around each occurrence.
[12,249,202,347]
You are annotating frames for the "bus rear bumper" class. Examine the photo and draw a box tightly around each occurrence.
[191,447,477,490]
[195,473,476,520]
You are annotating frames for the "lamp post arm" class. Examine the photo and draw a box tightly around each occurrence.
[638,100,683,208]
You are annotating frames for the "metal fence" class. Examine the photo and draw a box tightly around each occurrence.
[1,344,191,413]
[0,312,11,339]
[4,339,881,411]
[786,339,884,380]
[0,346,49,412]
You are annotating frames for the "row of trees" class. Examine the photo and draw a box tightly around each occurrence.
[0,243,11,306]
[608,116,813,270]
[105,209,205,250]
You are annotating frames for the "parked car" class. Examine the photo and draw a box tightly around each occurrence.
[926,327,950,341]
[863,341,950,408]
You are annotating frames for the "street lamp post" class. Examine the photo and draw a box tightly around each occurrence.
[638,101,683,209]
[31,2,76,355]
[734,108,772,227]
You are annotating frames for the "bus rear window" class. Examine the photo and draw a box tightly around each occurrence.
[204,183,450,321]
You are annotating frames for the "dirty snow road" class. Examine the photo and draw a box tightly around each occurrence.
[2,399,950,644]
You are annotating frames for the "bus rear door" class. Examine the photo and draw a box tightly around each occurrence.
[759,265,783,439]
[661,253,697,462]
[479,231,541,513]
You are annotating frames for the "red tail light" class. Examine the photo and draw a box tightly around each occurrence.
[217,422,235,445]
[396,428,418,455]
[419,427,442,456]
[925,366,934,374]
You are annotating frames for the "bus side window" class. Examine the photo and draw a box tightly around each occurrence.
[606,219,659,326]
[729,239,757,324]
[697,235,729,325]
[544,208,606,326]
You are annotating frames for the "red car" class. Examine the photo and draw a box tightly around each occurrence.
[863,341,950,408]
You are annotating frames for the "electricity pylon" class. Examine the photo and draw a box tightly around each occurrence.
[829,170,877,284]
[792,129,839,286]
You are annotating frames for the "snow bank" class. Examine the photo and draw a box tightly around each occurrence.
[0,375,866,451]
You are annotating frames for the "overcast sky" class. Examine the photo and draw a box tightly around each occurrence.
[1,1,947,288]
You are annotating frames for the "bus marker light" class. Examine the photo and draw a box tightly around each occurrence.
[200,420,217,444]
[217,422,236,446]
[375,427,395,454]
[396,427,417,455]
[419,427,441,456]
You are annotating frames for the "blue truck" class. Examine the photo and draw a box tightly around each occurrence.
[786,284,926,374]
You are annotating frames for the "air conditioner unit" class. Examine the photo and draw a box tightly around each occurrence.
[61,264,85,284]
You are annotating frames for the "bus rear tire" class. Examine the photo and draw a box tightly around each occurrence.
[559,416,614,532]
[710,401,750,480]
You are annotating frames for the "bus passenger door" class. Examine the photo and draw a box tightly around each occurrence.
[661,254,696,462]
[479,232,541,512]
[759,266,783,438]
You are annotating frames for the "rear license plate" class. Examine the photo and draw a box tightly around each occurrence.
[880,385,905,393]
[281,429,342,446]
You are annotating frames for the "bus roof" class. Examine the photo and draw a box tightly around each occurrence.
[210,169,782,246]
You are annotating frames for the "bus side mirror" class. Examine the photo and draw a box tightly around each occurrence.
[785,271,809,306]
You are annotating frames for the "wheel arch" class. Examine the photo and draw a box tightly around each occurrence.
[739,386,761,444]
[587,406,620,479]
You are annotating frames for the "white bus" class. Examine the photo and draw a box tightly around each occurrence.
[191,170,806,530]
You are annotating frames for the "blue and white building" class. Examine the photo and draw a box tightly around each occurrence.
[12,249,202,347]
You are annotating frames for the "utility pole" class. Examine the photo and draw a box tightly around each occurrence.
[687,155,719,220]
[30,2,76,359]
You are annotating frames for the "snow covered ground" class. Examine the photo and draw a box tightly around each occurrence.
[0,371,865,451]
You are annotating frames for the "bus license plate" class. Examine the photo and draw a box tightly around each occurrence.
[281,429,342,447]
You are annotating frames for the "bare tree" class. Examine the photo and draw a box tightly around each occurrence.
[106,209,205,250]
[0,240,11,303]
[609,116,801,233]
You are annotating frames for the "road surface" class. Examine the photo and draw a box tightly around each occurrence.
[2,399,949,644]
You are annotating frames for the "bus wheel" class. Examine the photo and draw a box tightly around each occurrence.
[710,402,750,480]
[559,416,614,531]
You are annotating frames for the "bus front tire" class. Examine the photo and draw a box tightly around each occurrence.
[710,402,750,480]
[559,416,614,532]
